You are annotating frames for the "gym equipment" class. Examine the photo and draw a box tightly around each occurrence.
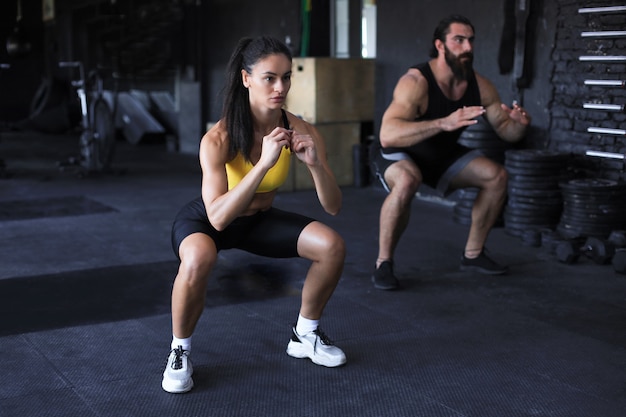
[503,149,569,237]
[58,61,116,173]
[608,230,626,248]
[558,178,626,239]
[555,236,616,264]
[613,249,626,274]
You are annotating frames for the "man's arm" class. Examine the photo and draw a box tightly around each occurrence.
[477,73,531,143]
[379,69,487,148]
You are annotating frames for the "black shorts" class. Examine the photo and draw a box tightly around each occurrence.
[369,141,484,195]
[171,197,315,260]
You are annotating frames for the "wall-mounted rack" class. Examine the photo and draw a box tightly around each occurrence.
[579,56,626,62]
[578,6,626,14]
[583,103,625,111]
[578,5,625,142]
[587,127,626,136]
[581,30,626,38]
[584,79,625,87]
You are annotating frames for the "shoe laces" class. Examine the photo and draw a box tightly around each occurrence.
[313,328,335,346]
[171,345,185,370]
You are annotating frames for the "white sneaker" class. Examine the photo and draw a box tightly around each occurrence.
[286,327,346,367]
[162,346,194,393]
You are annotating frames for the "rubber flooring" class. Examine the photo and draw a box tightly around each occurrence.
[1,131,625,417]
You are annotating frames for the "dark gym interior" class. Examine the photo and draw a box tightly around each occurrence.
[1,1,625,416]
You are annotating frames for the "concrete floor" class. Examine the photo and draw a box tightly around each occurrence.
[1,130,625,417]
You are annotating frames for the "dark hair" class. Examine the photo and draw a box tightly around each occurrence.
[221,36,292,161]
[429,14,475,58]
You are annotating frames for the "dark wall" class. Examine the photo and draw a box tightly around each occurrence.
[0,0,47,122]
[202,0,333,122]
[1,0,624,182]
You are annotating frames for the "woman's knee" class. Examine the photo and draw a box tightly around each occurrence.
[299,224,346,263]
[177,236,217,283]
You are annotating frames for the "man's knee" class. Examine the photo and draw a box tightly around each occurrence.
[492,164,508,192]
[385,163,422,195]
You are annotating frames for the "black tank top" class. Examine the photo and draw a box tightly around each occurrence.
[412,62,481,122]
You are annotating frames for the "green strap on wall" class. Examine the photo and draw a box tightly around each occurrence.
[300,0,311,56]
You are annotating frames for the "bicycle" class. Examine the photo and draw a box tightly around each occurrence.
[58,61,116,174]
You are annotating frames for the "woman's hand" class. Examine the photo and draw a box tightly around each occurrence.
[290,131,319,166]
[259,127,292,169]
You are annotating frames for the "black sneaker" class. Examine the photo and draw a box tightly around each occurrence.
[460,249,508,275]
[372,260,399,290]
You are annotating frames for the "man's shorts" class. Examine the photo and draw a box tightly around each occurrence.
[369,140,485,195]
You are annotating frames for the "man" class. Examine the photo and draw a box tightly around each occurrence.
[370,14,531,290]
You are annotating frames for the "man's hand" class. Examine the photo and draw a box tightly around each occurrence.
[501,101,531,126]
[441,105,486,132]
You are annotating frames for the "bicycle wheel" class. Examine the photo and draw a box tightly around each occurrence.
[87,97,115,171]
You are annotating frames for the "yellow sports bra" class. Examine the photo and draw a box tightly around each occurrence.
[225,110,291,193]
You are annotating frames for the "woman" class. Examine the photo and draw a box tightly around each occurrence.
[162,36,347,394]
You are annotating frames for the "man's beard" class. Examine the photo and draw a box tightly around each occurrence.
[444,46,474,80]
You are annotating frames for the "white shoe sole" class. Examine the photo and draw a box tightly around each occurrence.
[286,341,346,367]
[162,376,194,393]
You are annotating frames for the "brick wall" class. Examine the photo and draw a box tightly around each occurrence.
[550,0,626,180]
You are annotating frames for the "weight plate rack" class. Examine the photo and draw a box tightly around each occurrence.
[503,149,570,238]
[557,178,626,239]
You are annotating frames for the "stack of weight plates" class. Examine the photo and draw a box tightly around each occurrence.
[503,149,569,237]
[558,178,626,239]
[452,187,479,225]
[458,117,513,164]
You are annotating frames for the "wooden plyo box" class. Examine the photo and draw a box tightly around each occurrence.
[280,122,361,191]
[286,57,375,124]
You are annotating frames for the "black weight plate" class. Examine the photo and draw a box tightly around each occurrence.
[504,206,561,219]
[558,224,614,239]
[558,217,618,230]
[561,217,626,229]
[452,214,472,226]
[508,180,562,191]
[507,196,564,206]
[455,199,475,209]
[459,129,499,139]
[505,149,569,163]
[458,139,510,150]
[505,159,567,170]
[556,224,584,240]
[562,206,625,219]
[563,200,626,210]
[560,178,626,194]
[506,221,555,234]
[506,204,562,213]
[507,187,563,198]
[506,166,566,176]
[521,229,542,247]
[509,173,567,183]
[457,190,479,200]
[561,192,626,202]
[563,199,626,209]
[556,223,614,239]
[505,216,560,226]
[454,205,473,217]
